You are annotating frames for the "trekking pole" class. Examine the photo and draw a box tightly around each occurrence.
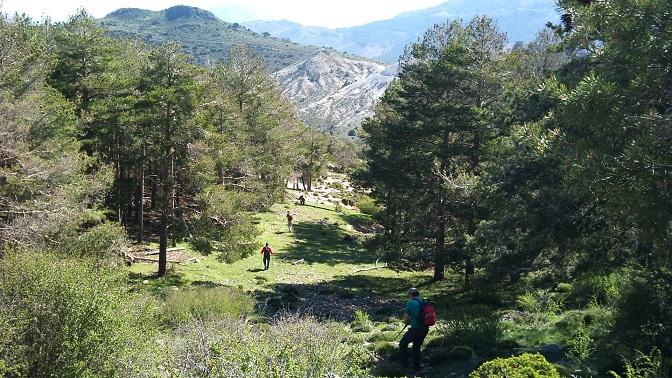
[396,324,408,339]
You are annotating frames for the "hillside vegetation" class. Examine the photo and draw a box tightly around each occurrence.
[2,1,672,377]
[99,5,320,72]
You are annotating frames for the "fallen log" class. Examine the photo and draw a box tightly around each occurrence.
[180,257,199,264]
[139,247,184,256]
[353,259,388,273]
[132,256,182,264]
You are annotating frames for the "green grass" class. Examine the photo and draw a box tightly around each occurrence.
[131,195,606,377]
[128,199,434,302]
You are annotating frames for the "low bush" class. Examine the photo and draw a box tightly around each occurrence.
[167,314,370,377]
[611,267,672,369]
[470,353,560,378]
[608,348,667,378]
[434,313,500,354]
[328,182,344,191]
[516,289,565,316]
[569,271,627,308]
[0,251,158,377]
[356,195,380,217]
[447,345,475,361]
[367,341,396,357]
[368,331,399,342]
[62,220,129,259]
[351,309,373,333]
[160,286,254,327]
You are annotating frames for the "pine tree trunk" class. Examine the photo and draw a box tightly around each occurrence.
[116,144,122,224]
[433,219,446,280]
[170,157,177,248]
[158,210,168,277]
[151,179,157,210]
[158,157,170,277]
[137,146,145,243]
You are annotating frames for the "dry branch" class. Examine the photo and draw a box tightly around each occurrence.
[353,259,388,273]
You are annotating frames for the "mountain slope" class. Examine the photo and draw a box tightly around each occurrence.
[99,5,320,72]
[273,51,396,136]
[245,0,559,63]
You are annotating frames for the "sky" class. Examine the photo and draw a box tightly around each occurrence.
[0,0,449,28]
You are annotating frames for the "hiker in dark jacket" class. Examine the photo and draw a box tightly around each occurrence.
[260,243,273,270]
[286,211,293,232]
[400,287,429,373]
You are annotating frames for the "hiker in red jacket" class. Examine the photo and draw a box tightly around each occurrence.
[261,243,273,270]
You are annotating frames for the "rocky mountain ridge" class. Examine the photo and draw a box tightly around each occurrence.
[273,51,396,136]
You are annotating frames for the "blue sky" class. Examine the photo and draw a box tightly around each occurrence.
[1,0,448,28]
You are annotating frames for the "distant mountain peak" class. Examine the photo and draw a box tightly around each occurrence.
[104,6,219,23]
[244,0,559,63]
[162,5,219,22]
[104,8,154,21]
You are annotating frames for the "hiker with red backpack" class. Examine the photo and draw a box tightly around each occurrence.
[260,243,273,270]
[400,287,435,373]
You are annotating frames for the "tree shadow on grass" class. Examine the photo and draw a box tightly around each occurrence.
[338,212,374,228]
[299,203,334,212]
[255,274,423,321]
[281,222,372,266]
[128,271,188,293]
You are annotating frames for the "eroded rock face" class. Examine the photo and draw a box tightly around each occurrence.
[274,50,396,137]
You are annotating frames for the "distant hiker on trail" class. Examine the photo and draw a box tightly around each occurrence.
[286,211,294,232]
[465,257,475,288]
[261,243,273,270]
[400,287,430,373]
[298,195,305,205]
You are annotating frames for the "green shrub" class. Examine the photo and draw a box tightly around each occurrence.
[328,182,344,191]
[0,251,159,377]
[351,310,373,332]
[366,341,396,357]
[368,331,398,342]
[517,291,542,313]
[435,313,500,354]
[566,326,595,363]
[570,271,627,307]
[160,286,254,327]
[447,345,475,360]
[611,267,672,365]
[190,186,260,262]
[352,309,370,325]
[167,315,370,377]
[356,196,380,216]
[62,221,129,258]
[556,282,573,293]
[470,353,561,378]
[517,289,565,316]
[608,348,667,378]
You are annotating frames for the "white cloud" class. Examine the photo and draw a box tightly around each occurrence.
[1,0,447,27]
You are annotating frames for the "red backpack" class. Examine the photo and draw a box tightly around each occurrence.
[414,299,437,326]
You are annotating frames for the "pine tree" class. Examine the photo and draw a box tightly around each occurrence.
[137,43,199,276]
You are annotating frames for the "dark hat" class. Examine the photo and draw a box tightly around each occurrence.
[408,287,419,296]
